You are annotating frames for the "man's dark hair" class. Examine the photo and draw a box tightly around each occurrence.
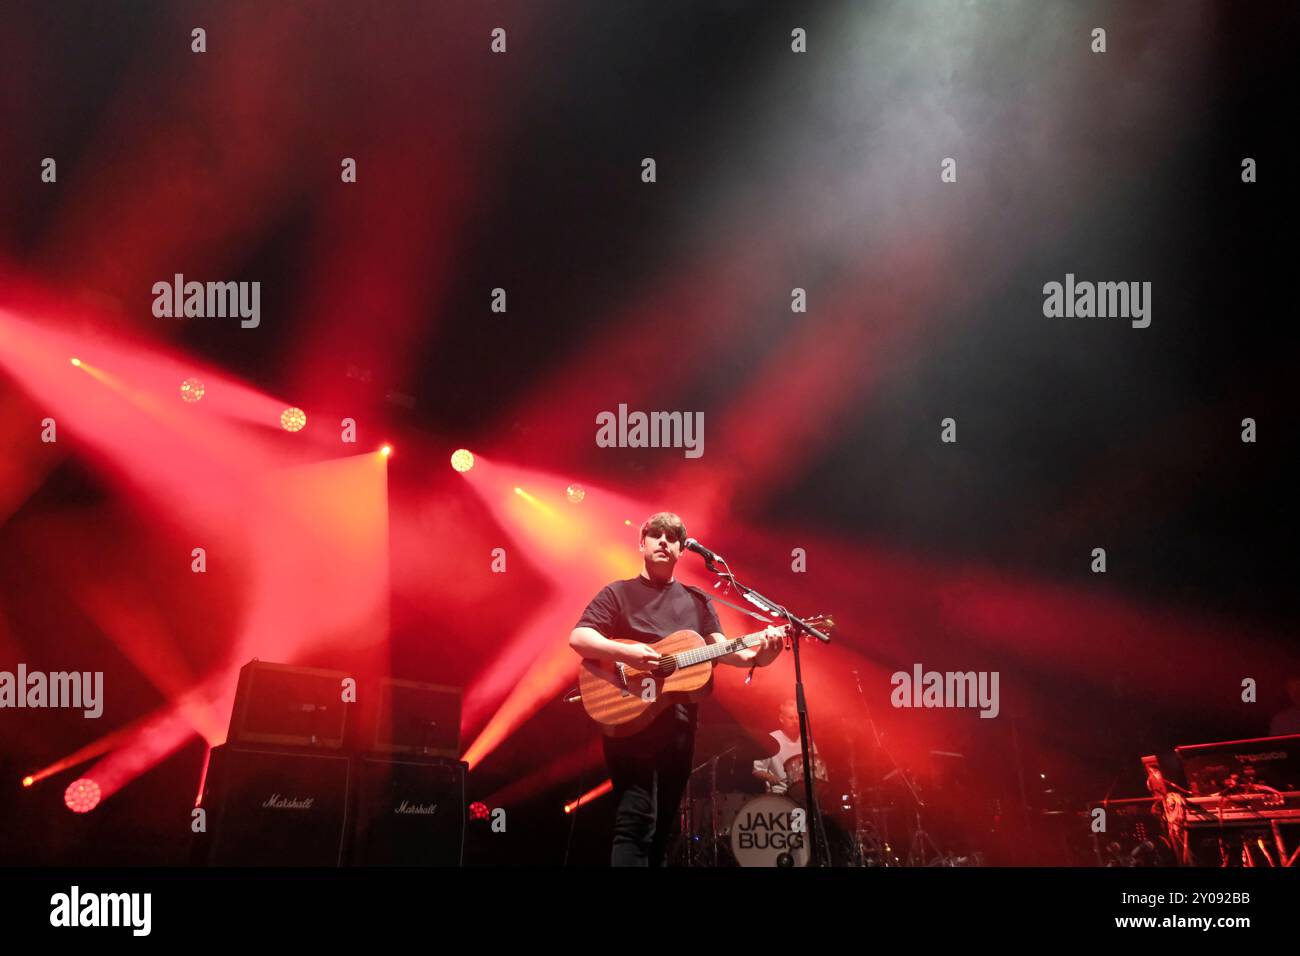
[639,512,686,544]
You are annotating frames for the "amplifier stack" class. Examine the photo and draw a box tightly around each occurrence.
[192,660,465,866]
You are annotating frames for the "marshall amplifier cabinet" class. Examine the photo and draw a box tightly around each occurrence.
[363,677,461,758]
[349,756,466,866]
[227,660,350,750]
[193,744,351,866]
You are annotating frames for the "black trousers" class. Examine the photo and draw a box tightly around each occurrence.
[602,708,696,867]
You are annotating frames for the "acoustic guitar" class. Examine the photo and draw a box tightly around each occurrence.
[578,615,833,736]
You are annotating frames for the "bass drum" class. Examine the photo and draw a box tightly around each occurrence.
[730,794,811,867]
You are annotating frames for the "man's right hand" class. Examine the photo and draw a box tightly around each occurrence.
[622,643,662,667]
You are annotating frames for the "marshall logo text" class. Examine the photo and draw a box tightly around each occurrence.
[395,800,438,815]
[262,794,314,810]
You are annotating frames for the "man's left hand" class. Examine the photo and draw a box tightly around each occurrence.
[754,625,785,665]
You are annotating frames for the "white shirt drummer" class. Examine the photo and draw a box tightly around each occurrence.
[752,700,819,795]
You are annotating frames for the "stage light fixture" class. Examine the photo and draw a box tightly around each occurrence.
[69,357,82,367]
[566,484,586,504]
[450,448,474,472]
[179,377,206,403]
[468,801,490,822]
[280,407,307,432]
[22,775,34,788]
[380,444,392,457]
[64,778,101,813]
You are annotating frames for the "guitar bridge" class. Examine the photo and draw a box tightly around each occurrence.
[615,662,630,697]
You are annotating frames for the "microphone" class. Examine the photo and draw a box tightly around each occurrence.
[683,537,725,564]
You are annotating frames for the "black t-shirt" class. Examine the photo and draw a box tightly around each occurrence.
[576,576,722,726]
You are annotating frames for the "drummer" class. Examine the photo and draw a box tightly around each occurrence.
[752,699,820,795]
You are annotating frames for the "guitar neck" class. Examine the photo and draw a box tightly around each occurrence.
[674,629,772,669]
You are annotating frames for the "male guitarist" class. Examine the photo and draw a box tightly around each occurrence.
[569,512,784,866]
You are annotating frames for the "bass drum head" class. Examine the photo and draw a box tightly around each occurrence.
[730,794,811,867]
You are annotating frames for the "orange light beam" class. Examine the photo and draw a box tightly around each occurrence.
[563,779,613,814]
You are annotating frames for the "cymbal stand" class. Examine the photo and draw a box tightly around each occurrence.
[850,669,942,865]
[686,745,736,867]
[849,670,903,865]
[902,778,946,866]
[846,730,891,866]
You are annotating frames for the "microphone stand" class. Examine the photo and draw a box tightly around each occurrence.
[702,555,833,866]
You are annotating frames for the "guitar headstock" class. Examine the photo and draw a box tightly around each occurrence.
[802,613,834,633]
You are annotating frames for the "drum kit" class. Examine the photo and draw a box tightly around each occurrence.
[675,730,882,867]
[674,726,980,867]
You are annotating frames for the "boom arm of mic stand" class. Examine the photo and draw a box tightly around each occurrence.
[704,565,833,644]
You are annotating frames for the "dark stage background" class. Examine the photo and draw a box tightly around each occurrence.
[1,0,1297,866]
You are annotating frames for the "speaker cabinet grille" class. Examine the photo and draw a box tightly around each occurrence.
[198,745,351,866]
[368,678,460,757]
[351,757,466,866]
[228,661,350,750]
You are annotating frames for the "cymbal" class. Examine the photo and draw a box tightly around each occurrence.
[697,730,780,762]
